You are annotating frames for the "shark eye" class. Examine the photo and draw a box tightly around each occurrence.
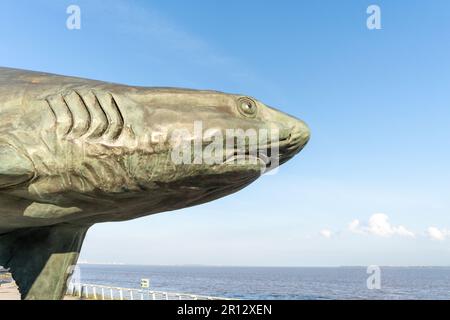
[238,98,257,117]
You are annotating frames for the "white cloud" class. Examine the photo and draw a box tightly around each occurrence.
[427,227,450,241]
[348,219,364,234]
[348,213,415,238]
[394,225,416,238]
[319,229,333,239]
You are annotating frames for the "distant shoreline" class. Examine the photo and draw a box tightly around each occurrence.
[76,263,450,268]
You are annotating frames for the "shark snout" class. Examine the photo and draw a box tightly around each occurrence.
[279,117,310,164]
[290,119,310,149]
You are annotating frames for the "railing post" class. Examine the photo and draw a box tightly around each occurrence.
[119,289,124,300]
[165,292,169,300]
[84,285,89,299]
[141,291,144,300]
[152,292,156,300]
[101,287,105,300]
[78,284,82,297]
[93,286,97,300]
[129,290,134,300]
[110,288,114,300]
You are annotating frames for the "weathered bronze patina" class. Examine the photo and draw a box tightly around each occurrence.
[0,67,310,299]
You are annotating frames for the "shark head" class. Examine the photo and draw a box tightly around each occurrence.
[0,84,310,215]
[126,88,310,207]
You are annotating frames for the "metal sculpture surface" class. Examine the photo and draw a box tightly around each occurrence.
[0,67,310,299]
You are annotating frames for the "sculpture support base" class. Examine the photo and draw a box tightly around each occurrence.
[0,224,89,299]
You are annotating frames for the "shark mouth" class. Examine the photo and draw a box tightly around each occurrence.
[222,131,307,169]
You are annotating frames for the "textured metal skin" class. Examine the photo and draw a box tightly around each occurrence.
[0,67,310,299]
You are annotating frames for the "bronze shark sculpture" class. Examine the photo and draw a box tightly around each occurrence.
[0,67,310,299]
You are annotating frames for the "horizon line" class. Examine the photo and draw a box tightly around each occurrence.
[76,263,450,268]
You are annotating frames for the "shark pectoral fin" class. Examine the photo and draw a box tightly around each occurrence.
[0,224,89,300]
[0,144,34,188]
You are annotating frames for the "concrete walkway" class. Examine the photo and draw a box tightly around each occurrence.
[0,282,20,300]
[0,282,78,300]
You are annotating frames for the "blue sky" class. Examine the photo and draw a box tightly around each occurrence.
[1,0,450,266]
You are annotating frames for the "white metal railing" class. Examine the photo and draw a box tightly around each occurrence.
[67,283,232,300]
[0,272,12,286]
